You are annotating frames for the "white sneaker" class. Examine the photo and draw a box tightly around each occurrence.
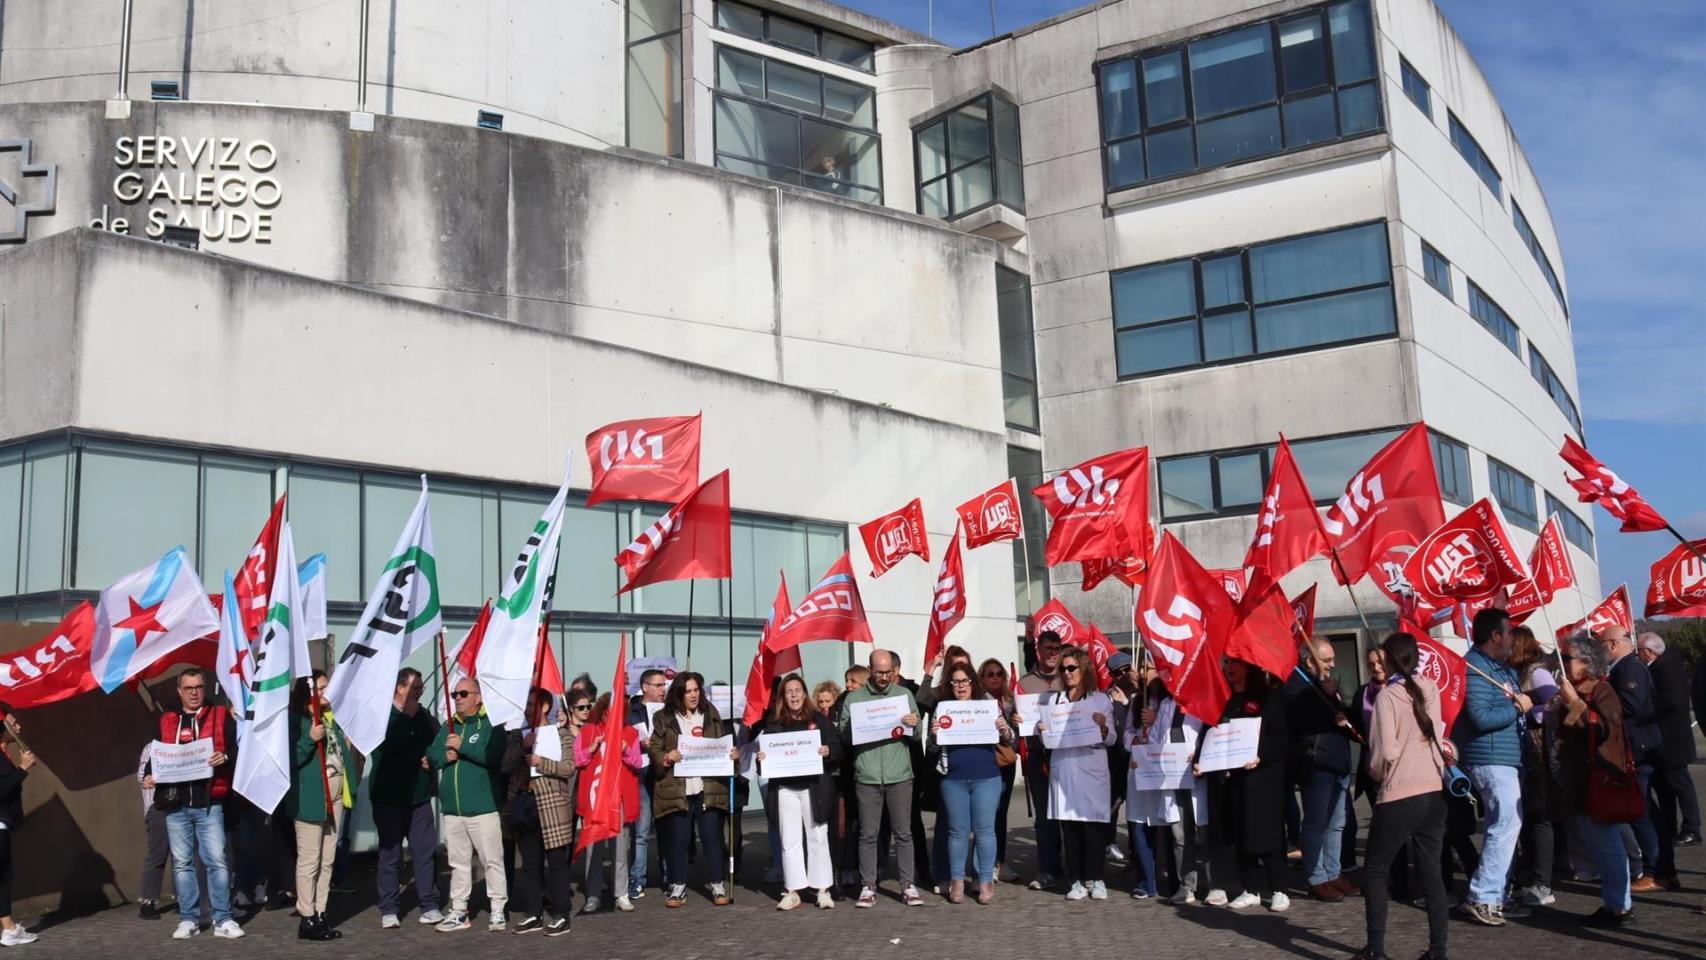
[380,913,400,929]
[1105,843,1128,863]
[1205,889,1229,906]
[1167,888,1197,905]
[487,916,507,933]
[1065,882,1088,901]
[776,890,802,911]
[1090,881,1109,901]
[816,888,835,910]
[615,895,635,913]
[1517,885,1556,906]
[1,927,38,946]
[435,911,470,932]
[171,921,199,940]
[212,920,245,939]
[1267,892,1291,912]
[418,908,445,924]
[1227,892,1261,910]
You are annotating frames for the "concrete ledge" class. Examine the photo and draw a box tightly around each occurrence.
[951,203,1028,243]
[1106,133,1391,212]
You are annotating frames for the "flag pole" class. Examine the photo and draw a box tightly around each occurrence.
[1533,605,1570,676]
[685,580,696,673]
[1663,524,1706,564]
[436,630,457,737]
[725,574,737,901]
[1018,531,1036,616]
[1327,546,1377,635]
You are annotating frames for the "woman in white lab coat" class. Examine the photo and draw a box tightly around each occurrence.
[1039,645,1116,901]
[1127,682,1213,905]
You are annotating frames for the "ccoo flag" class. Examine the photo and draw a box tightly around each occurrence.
[91,547,220,693]
[233,523,311,813]
[478,457,572,730]
[326,477,443,756]
[766,553,874,652]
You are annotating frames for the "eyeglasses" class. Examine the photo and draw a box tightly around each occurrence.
[1112,667,1132,676]
[871,670,896,678]
[571,704,592,711]
[950,678,973,686]
[451,690,474,700]
[1060,664,1081,674]
[180,685,205,693]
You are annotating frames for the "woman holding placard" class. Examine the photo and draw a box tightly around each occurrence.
[1128,685,1211,904]
[648,672,740,908]
[977,659,1020,884]
[1039,646,1116,901]
[758,675,842,910]
[929,663,1016,904]
[1202,658,1291,912]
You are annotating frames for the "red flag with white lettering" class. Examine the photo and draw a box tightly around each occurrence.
[1400,498,1531,612]
[585,414,702,507]
[0,603,97,711]
[957,479,1024,549]
[1136,532,1235,724]
[1508,513,1577,620]
[1226,583,1300,683]
[922,527,967,669]
[1412,632,1467,733]
[1083,622,1119,691]
[1032,447,1151,566]
[1290,584,1317,642]
[1322,424,1446,585]
[576,634,630,857]
[743,574,799,725]
[1645,538,1706,618]
[858,498,930,578]
[233,495,286,642]
[1080,555,1147,592]
[1031,598,1088,648]
[1588,585,1635,635]
[1560,436,1668,533]
[615,470,732,594]
[766,554,874,652]
[1244,436,1328,595]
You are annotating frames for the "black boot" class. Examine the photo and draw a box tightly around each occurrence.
[317,914,342,939]
[298,916,327,941]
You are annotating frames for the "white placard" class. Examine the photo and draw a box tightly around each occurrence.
[626,657,679,696]
[849,695,914,746]
[758,730,823,778]
[708,684,746,722]
[1013,693,1042,737]
[933,700,1000,746]
[530,726,563,779]
[1195,718,1262,773]
[675,734,734,777]
[1037,697,1105,749]
[151,738,215,784]
[635,701,665,770]
[1128,735,1195,792]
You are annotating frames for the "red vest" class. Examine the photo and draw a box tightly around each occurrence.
[160,704,234,801]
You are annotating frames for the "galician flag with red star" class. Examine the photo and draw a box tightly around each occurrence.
[92,546,220,692]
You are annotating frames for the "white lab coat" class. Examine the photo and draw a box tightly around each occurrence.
[1043,690,1116,823]
[1125,698,1209,826]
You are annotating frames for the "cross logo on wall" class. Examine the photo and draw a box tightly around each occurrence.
[0,139,58,243]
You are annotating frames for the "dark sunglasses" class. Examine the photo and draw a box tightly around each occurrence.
[451,690,475,699]
[571,704,592,711]
[1060,664,1081,673]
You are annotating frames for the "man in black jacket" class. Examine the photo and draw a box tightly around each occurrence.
[1285,638,1357,902]
[1600,626,1666,890]
[1639,634,1699,870]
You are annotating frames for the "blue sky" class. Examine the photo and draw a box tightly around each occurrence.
[845,0,1706,603]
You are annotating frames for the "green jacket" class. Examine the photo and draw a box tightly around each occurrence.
[368,706,439,807]
[646,707,732,819]
[838,683,918,786]
[426,709,507,817]
[284,712,354,825]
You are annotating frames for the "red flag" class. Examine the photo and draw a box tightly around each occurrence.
[1400,499,1531,612]
[1032,447,1151,566]
[232,495,286,641]
[533,627,564,697]
[858,498,930,578]
[1032,598,1088,648]
[1412,632,1467,733]
[1587,585,1636,635]
[576,634,631,856]
[453,602,493,677]
[1290,584,1317,642]
[767,554,874,652]
[1560,436,1668,533]
[1508,514,1578,619]
[922,526,967,668]
[1322,424,1445,585]
[1207,568,1248,605]
[616,470,732,593]
[0,603,97,711]
[957,479,1024,549]
[1226,584,1300,682]
[1083,623,1119,691]
[1645,538,1706,618]
[1080,555,1146,592]
[585,414,702,507]
[743,574,798,725]
[1244,436,1328,594]
[1136,533,1236,724]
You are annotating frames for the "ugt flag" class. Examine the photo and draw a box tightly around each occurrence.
[1645,538,1706,618]
[617,470,732,593]
[767,553,874,652]
[1561,585,1635,639]
[0,603,96,711]
[1413,633,1468,733]
[479,458,571,729]
[1137,533,1235,724]
[1400,498,1531,612]
[956,479,1023,549]
[234,523,312,813]
[92,547,220,693]
[858,498,930,578]
[1508,513,1576,620]
[922,526,967,668]
[1323,423,1445,585]
[326,477,442,756]
[1032,447,1151,566]
[1560,436,1668,533]
[1031,599,1116,690]
[585,414,701,507]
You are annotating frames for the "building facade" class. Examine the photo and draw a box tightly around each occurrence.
[0,0,1595,913]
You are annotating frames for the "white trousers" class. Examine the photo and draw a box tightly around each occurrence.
[444,812,507,918]
[776,787,832,892]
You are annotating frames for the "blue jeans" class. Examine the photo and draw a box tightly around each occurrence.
[1128,822,1157,896]
[1573,815,1631,913]
[166,804,233,925]
[630,786,653,894]
[940,776,1001,885]
[1466,765,1522,906]
[1300,768,1350,885]
[1632,762,1660,877]
[1023,761,1062,876]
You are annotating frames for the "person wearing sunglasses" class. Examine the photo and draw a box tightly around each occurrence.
[1037,646,1116,901]
[977,658,1020,883]
[427,677,510,932]
[371,667,444,930]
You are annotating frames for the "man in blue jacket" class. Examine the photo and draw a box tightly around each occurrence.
[1455,608,1531,926]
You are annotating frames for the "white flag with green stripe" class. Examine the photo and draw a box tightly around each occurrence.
[233,521,311,813]
[476,456,571,729]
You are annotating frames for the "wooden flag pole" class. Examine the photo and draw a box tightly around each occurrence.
[436,630,458,738]
[1327,546,1377,635]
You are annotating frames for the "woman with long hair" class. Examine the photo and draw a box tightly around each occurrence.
[760,675,842,910]
[286,670,349,941]
[929,662,1015,904]
[647,672,740,908]
[1203,658,1289,912]
[813,681,841,717]
[1038,645,1116,901]
[977,658,1020,883]
[1352,633,1450,960]
[501,687,578,936]
[574,692,644,914]
[1129,673,1210,904]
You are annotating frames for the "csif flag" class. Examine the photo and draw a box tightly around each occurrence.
[922,526,968,668]
[1243,436,1328,595]
[1136,533,1235,724]
[616,470,732,593]
[1412,632,1468,734]
[1508,514,1577,620]
[91,547,221,693]
[1645,538,1706,618]
[0,603,97,711]
[576,634,631,856]
[585,414,702,507]
[742,574,800,725]
[1560,436,1668,533]
[1400,498,1531,611]
[233,522,312,813]
[767,553,873,652]
[1080,555,1146,592]
[1322,423,1445,585]
[957,479,1024,549]
[232,495,286,642]
[325,477,443,756]
[478,458,571,729]
[1032,447,1151,566]
[858,498,930,578]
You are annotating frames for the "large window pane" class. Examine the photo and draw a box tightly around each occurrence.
[1255,286,1394,351]
[1143,52,1187,126]
[715,47,764,99]
[994,97,1025,211]
[1328,0,1376,83]
[1145,127,1194,179]
[715,97,798,166]
[1113,260,1195,327]
[765,60,822,114]
[75,446,198,589]
[0,450,19,596]
[948,102,991,163]
[767,15,817,55]
[427,484,495,609]
[559,504,620,613]
[1117,321,1201,375]
[1291,430,1399,497]
[22,446,71,593]
[628,0,680,42]
[951,161,993,213]
[362,476,425,591]
[200,457,275,593]
[1008,446,1047,615]
[1108,139,1144,189]
[1218,452,1266,508]
[1278,15,1329,92]
[917,122,947,182]
[1160,456,1213,519]
[714,1,763,39]
[1284,91,1338,147]
[629,34,683,157]
[1202,310,1254,361]
[823,77,874,128]
[1337,83,1380,136]
[1200,255,1245,309]
[803,121,879,193]
[743,519,811,619]
[1194,106,1281,167]
[1101,60,1140,139]
[1250,222,1388,303]
[1431,432,1472,506]
[998,267,1039,432]
[1189,25,1276,118]
[821,33,874,72]
[920,178,949,218]
[288,468,360,602]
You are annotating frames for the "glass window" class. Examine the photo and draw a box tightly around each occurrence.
[1256,286,1395,352]
[823,77,874,128]
[424,483,496,609]
[1514,201,1568,315]
[1400,58,1432,117]
[1292,429,1400,499]
[1195,105,1281,166]
[1200,255,1244,309]
[1145,127,1194,179]
[74,444,198,589]
[1250,222,1389,303]
[1202,310,1255,361]
[1449,112,1503,200]
[998,267,1039,432]
[627,2,684,158]
[1117,322,1201,376]
[289,468,362,602]
[1489,457,1538,532]
[767,15,817,55]
[1278,15,1330,93]
[1421,241,1452,298]
[1113,259,1196,327]
[1190,25,1276,118]
[1528,347,1583,436]
[1467,281,1520,355]
[765,60,822,115]
[716,47,764,99]
[628,0,680,42]
[1545,494,1595,553]
[1107,139,1144,189]
[1160,455,1214,519]
[715,47,881,204]
[0,448,19,596]
[1327,0,1376,82]
[993,97,1025,211]
[1217,452,1266,508]
[1430,431,1472,505]
[1102,60,1140,140]
[559,503,620,614]
[200,456,275,593]
[715,97,798,167]
[1008,446,1048,614]
[951,163,993,213]
[1142,52,1187,127]
[1283,91,1338,147]
[821,33,875,72]
[913,94,1021,219]
[1337,82,1380,135]
[361,476,427,591]
[714,1,763,39]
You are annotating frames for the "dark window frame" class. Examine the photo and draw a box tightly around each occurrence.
[1527,346,1583,437]
[1448,111,1503,201]
[1420,240,1452,299]
[1094,0,1384,192]
[1544,492,1596,553]
[1488,456,1539,532]
[713,0,876,73]
[1512,200,1569,317]
[1111,219,1398,380]
[1398,57,1431,118]
[1466,279,1521,356]
[1430,429,1472,506]
[912,92,1026,220]
[996,266,1040,433]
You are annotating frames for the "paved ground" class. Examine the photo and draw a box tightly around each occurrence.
[22,772,1706,959]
